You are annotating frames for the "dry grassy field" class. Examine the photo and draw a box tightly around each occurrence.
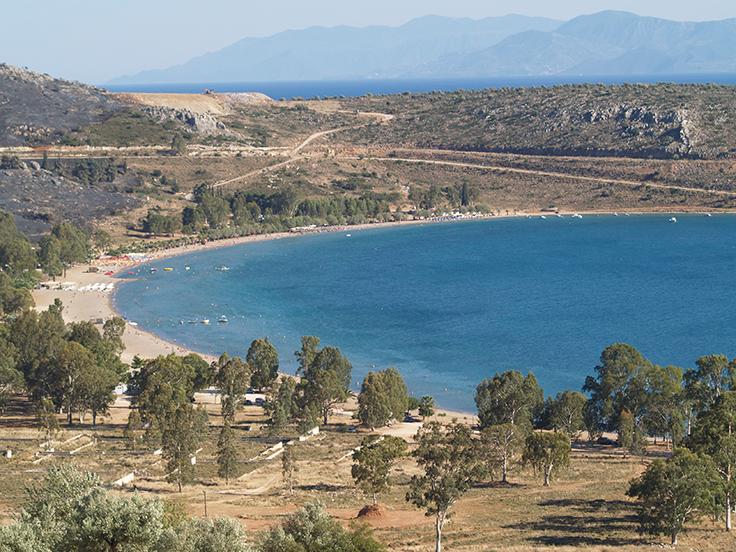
[2,392,734,551]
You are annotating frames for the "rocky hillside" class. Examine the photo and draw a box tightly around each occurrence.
[0,64,122,145]
[342,84,736,159]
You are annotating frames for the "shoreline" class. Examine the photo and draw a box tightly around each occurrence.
[32,209,725,413]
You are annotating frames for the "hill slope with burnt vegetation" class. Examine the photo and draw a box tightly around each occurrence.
[341,84,736,159]
[0,64,123,146]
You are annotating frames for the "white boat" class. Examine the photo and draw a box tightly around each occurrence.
[218,315,229,324]
[540,215,547,220]
[572,213,583,219]
[669,217,678,223]
[705,213,713,217]
[346,234,352,237]
[202,319,210,325]
[216,266,230,272]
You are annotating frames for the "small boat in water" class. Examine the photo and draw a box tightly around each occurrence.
[572,213,583,219]
[216,266,230,272]
[669,217,678,223]
[540,215,547,220]
[202,319,210,325]
[218,315,229,324]
[185,266,191,270]
[163,267,174,272]
[705,213,713,217]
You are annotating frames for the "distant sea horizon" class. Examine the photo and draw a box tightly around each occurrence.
[104,74,736,99]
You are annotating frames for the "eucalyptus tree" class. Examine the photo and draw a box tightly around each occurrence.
[247,338,279,390]
[688,391,736,530]
[475,370,543,428]
[352,436,407,505]
[522,432,570,487]
[628,449,720,546]
[407,422,486,552]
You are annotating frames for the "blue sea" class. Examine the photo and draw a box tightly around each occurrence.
[114,215,736,411]
[105,74,736,99]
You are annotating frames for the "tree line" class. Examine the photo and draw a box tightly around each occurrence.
[140,184,401,238]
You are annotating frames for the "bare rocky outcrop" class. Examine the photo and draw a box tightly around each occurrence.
[141,105,228,134]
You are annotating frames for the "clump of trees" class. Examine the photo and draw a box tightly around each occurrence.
[357,367,409,429]
[141,183,403,239]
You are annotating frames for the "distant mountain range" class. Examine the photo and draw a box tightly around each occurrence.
[110,11,736,85]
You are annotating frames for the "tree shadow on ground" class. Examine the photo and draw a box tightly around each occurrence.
[474,480,526,490]
[297,483,348,492]
[504,498,644,546]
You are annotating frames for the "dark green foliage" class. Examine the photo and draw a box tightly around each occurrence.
[300,345,352,425]
[132,354,206,432]
[163,402,208,492]
[214,353,250,422]
[357,367,409,429]
[51,222,90,270]
[583,343,653,434]
[628,449,720,545]
[0,211,37,281]
[0,272,32,317]
[142,208,182,236]
[247,338,279,390]
[617,408,645,457]
[48,157,122,186]
[38,235,63,279]
[475,370,543,428]
[267,377,298,436]
[418,396,435,420]
[217,420,239,483]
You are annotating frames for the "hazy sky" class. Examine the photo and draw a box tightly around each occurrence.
[2,0,734,83]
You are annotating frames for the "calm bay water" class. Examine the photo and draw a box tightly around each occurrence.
[114,215,736,411]
[105,74,736,99]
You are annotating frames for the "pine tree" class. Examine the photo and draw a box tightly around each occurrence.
[216,420,239,483]
[282,444,297,495]
[162,404,206,492]
[124,410,143,451]
[36,398,60,448]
